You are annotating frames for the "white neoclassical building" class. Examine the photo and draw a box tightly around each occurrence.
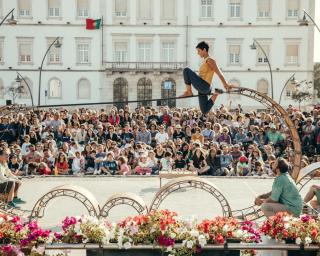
[0,0,315,109]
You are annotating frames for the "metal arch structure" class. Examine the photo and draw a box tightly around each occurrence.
[100,193,148,218]
[149,177,233,217]
[228,86,302,181]
[29,185,100,221]
[296,162,320,192]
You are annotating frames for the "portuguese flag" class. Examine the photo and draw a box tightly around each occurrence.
[86,18,102,30]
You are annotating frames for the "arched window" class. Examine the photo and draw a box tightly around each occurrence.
[48,78,62,98]
[0,79,4,99]
[137,77,152,107]
[20,77,33,99]
[113,77,128,109]
[257,79,269,95]
[286,81,297,98]
[229,79,240,99]
[77,78,91,99]
[161,78,176,108]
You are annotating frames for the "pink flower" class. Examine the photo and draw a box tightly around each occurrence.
[62,216,78,230]
[158,235,175,247]
[28,221,39,231]
[54,232,63,240]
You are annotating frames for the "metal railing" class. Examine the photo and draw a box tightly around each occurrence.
[104,62,185,71]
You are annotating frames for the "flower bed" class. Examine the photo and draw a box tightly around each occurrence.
[0,211,319,256]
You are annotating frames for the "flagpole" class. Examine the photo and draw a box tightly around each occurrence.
[101,16,104,66]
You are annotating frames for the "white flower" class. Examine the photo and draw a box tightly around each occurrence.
[283,217,290,222]
[166,246,173,252]
[129,225,139,235]
[198,235,207,247]
[170,233,176,239]
[186,240,194,249]
[305,237,312,245]
[284,223,290,229]
[190,229,199,237]
[234,230,243,238]
[295,237,302,245]
[222,225,229,232]
[123,241,132,250]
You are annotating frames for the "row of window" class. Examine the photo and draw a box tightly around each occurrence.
[0,0,302,21]
[0,78,91,100]
[0,77,296,106]
[0,37,301,66]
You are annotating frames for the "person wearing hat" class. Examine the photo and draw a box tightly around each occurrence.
[173,125,185,142]
[0,149,25,208]
[236,155,249,176]
[255,158,302,217]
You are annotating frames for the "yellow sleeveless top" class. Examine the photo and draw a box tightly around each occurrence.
[199,57,215,85]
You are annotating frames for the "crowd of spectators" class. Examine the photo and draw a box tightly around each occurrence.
[0,103,319,177]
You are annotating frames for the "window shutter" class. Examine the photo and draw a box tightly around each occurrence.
[78,79,90,99]
[77,0,88,9]
[138,0,151,18]
[258,0,270,10]
[162,0,175,19]
[20,43,31,55]
[0,42,2,61]
[115,42,127,52]
[257,80,268,94]
[115,0,127,13]
[19,0,31,11]
[48,0,60,8]
[287,45,298,56]
[288,0,298,9]
[230,45,240,54]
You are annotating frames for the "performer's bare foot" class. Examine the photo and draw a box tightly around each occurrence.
[180,86,193,98]
[210,93,219,103]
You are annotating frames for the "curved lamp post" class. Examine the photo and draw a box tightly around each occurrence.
[298,9,320,34]
[279,73,298,105]
[250,39,274,100]
[38,36,62,106]
[15,72,34,107]
[0,8,17,26]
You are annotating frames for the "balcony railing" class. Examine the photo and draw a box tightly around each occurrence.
[104,62,186,72]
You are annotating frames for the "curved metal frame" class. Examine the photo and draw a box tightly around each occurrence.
[29,185,100,221]
[228,86,301,181]
[149,177,233,217]
[296,162,320,192]
[100,193,148,217]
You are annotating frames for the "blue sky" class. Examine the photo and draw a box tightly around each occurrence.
[314,0,319,62]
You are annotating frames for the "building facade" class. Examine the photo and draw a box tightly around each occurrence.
[0,0,315,109]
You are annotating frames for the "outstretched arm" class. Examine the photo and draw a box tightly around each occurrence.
[207,58,232,91]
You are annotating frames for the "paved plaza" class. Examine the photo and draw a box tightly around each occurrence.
[18,176,318,256]
[18,176,317,228]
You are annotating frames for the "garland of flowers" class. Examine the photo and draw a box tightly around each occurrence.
[0,211,319,256]
[260,212,320,245]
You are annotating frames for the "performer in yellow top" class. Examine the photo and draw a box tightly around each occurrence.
[181,41,232,114]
